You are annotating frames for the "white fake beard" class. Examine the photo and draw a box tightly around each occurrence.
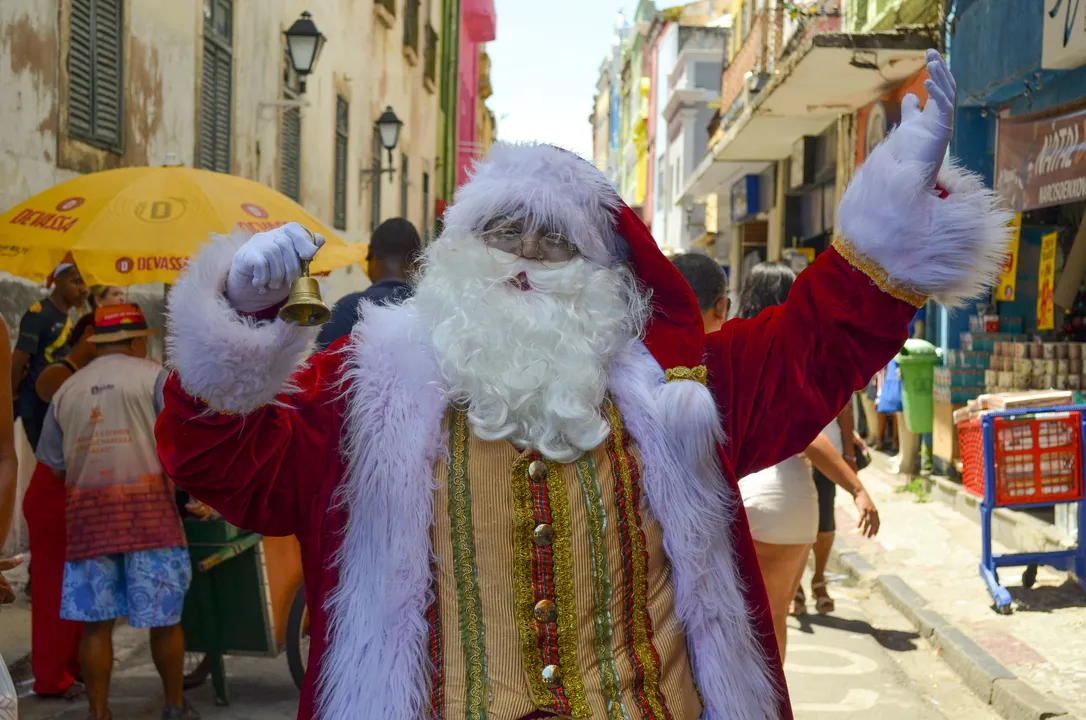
[409,234,649,462]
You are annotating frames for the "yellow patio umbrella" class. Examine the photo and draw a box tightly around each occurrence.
[0,165,365,286]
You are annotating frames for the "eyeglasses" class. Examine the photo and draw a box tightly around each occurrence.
[480,220,578,266]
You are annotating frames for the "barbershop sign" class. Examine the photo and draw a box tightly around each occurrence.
[995,102,1086,211]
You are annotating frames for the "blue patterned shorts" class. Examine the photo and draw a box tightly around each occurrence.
[61,547,192,628]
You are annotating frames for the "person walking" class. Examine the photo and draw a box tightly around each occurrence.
[0,317,21,720]
[315,218,422,351]
[35,304,198,720]
[793,410,865,616]
[11,260,88,451]
[21,312,97,700]
[734,263,880,660]
[671,253,729,332]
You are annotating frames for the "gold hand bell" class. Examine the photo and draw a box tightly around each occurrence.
[279,226,332,327]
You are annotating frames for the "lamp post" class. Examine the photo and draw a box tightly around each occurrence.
[284,11,326,93]
[362,106,404,185]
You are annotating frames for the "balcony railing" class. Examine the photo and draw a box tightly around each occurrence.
[424,24,438,89]
[404,0,420,53]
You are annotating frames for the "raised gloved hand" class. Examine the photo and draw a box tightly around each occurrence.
[226,222,325,313]
[886,49,956,187]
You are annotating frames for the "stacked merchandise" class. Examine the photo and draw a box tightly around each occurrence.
[936,313,1086,401]
[935,314,1022,404]
[952,390,1075,424]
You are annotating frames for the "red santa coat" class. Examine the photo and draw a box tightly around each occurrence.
[157,137,1011,718]
[157,245,918,719]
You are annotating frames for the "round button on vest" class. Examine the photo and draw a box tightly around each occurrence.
[542,664,563,688]
[528,460,548,481]
[533,523,554,547]
[533,598,557,623]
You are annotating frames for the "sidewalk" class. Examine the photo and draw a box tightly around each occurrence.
[833,453,1086,720]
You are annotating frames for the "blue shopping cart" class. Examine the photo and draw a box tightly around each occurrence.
[958,405,1086,614]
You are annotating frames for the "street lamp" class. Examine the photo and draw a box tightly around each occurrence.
[284,11,326,93]
[362,106,404,185]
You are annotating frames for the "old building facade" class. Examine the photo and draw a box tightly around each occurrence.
[0,0,465,553]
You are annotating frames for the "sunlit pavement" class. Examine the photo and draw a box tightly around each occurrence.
[786,568,997,719]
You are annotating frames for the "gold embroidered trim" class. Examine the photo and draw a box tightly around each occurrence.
[831,236,929,309]
[547,458,591,719]
[576,455,630,720]
[447,409,489,717]
[606,405,671,720]
[511,456,551,708]
[664,365,707,385]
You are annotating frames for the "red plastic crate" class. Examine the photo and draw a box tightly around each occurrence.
[959,412,1084,506]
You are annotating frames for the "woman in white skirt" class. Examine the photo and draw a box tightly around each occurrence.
[735,263,880,660]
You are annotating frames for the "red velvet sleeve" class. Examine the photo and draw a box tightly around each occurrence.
[706,246,919,480]
[155,342,348,538]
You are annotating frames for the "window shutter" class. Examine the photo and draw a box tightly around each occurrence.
[370,128,382,233]
[212,47,232,172]
[199,43,217,170]
[199,1,232,173]
[422,171,430,241]
[68,0,123,149]
[92,0,123,147]
[333,96,349,230]
[400,153,409,218]
[281,106,302,202]
[68,0,94,138]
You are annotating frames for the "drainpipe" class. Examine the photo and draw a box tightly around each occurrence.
[943,0,958,59]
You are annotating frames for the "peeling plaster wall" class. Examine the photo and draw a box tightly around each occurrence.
[0,0,73,214]
[1,0,446,552]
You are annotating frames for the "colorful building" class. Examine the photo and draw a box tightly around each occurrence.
[589,13,630,187]
[680,0,935,296]
[455,0,496,189]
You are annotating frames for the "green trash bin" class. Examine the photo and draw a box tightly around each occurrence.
[895,338,939,434]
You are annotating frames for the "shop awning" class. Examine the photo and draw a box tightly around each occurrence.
[679,30,932,204]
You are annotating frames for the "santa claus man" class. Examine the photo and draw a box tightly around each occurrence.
[157,52,1008,720]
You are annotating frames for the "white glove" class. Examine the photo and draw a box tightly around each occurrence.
[226,222,325,313]
[885,48,955,187]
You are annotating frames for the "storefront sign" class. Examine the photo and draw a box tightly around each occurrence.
[997,214,1022,302]
[995,102,1086,211]
[731,174,762,222]
[1043,0,1086,69]
[1038,231,1059,331]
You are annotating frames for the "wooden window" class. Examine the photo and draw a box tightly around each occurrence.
[334,96,349,230]
[422,171,430,241]
[199,0,233,172]
[68,0,124,151]
[400,153,409,218]
[404,0,420,52]
[370,128,382,233]
[279,47,302,201]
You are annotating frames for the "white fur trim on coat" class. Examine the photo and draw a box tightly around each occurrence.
[316,302,447,720]
[443,142,625,265]
[837,133,1015,308]
[165,233,316,414]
